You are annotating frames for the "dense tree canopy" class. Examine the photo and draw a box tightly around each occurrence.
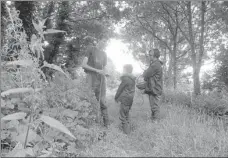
[1,1,228,157]
[1,1,228,93]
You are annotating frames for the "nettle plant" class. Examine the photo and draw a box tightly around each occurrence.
[1,7,76,157]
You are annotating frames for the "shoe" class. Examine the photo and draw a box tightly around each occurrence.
[151,117,160,123]
[103,117,109,128]
[123,123,131,134]
[151,119,158,124]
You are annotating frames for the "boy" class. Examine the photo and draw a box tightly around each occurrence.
[115,64,136,134]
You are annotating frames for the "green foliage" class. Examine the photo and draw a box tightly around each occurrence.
[163,88,228,118]
[1,7,102,157]
[14,1,36,41]
[215,47,228,88]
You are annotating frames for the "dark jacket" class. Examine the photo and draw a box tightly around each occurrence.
[143,59,163,96]
[115,73,136,106]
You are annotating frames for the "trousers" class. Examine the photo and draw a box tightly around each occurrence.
[119,103,131,134]
[148,94,160,119]
[86,74,109,127]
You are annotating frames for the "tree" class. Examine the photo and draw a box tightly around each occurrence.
[215,46,228,91]
[14,1,36,41]
[1,1,7,47]
[174,1,208,95]
[121,1,189,89]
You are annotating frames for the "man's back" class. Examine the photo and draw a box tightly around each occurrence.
[143,60,163,96]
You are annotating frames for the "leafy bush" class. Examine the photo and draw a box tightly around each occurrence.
[1,7,102,157]
[163,88,192,107]
[163,88,228,119]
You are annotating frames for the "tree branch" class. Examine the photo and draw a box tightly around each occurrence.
[136,15,172,51]
[177,48,191,59]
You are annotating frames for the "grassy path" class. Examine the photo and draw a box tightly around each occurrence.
[84,93,228,157]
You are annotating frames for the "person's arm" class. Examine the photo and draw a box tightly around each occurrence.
[82,57,109,76]
[143,64,158,79]
[82,57,99,73]
[115,77,127,101]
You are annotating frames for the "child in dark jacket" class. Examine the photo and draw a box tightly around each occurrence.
[115,64,136,134]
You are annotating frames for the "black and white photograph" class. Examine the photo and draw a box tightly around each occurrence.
[1,0,228,157]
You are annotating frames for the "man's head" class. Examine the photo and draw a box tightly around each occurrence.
[97,40,106,50]
[149,48,160,61]
[123,64,133,74]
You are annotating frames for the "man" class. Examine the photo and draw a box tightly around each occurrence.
[82,41,109,127]
[143,49,163,122]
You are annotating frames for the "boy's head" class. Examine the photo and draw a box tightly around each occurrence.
[123,64,133,74]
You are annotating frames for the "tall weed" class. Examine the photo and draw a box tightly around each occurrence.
[1,7,101,157]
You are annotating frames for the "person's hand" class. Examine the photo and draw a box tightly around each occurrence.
[115,98,119,104]
[97,69,110,77]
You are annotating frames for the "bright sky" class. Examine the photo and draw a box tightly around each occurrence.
[106,38,215,79]
[105,38,143,74]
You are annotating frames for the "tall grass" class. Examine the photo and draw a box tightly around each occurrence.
[82,92,228,157]
[163,88,228,118]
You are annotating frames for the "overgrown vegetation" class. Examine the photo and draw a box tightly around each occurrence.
[81,93,228,157]
[1,7,102,157]
[163,88,228,120]
[1,1,228,157]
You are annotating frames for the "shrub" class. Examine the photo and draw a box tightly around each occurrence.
[163,88,192,107]
[1,7,102,157]
[163,88,228,119]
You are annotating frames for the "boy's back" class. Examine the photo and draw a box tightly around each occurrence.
[115,64,136,135]
[115,74,136,106]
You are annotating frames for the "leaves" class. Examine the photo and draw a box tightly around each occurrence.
[1,99,6,108]
[6,142,25,157]
[44,29,66,34]
[39,115,76,140]
[4,60,33,67]
[42,61,69,78]
[30,34,44,59]
[39,150,52,157]
[32,20,46,33]
[25,148,35,157]
[1,112,27,121]
[1,88,41,98]
[15,129,41,144]
[62,109,79,119]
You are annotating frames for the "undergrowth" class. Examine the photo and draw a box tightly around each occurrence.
[1,6,228,158]
[1,7,102,157]
[163,88,228,119]
[83,94,228,157]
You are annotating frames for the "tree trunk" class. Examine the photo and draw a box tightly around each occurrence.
[163,47,167,86]
[46,1,69,64]
[187,1,201,96]
[1,1,7,47]
[42,2,70,80]
[14,1,36,41]
[173,38,177,89]
[167,51,173,88]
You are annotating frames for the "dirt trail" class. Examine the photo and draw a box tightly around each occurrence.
[83,92,228,157]
[84,93,169,157]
